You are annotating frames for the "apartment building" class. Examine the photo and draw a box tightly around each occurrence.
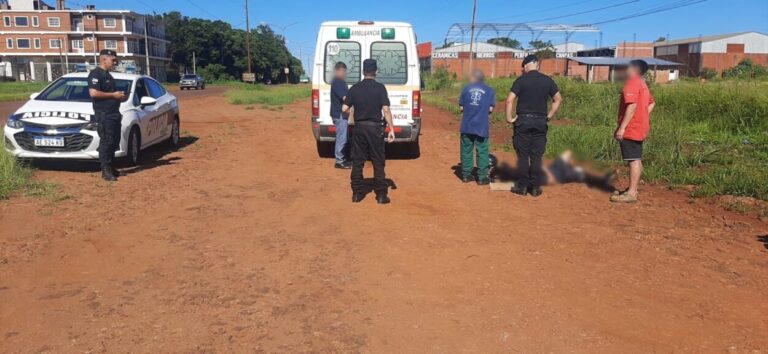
[0,0,170,82]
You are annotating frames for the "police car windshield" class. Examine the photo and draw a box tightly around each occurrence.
[36,77,132,102]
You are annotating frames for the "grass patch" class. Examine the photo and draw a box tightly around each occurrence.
[0,148,59,200]
[0,82,47,102]
[427,77,768,200]
[225,84,311,106]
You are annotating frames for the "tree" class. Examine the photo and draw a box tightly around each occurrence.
[655,36,667,42]
[487,37,523,50]
[528,40,555,59]
[159,12,304,82]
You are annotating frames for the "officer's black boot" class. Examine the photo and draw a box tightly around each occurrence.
[512,184,527,196]
[111,167,121,177]
[352,192,365,203]
[375,192,391,204]
[529,186,543,197]
[101,167,117,181]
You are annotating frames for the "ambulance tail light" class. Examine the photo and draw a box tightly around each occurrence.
[312,89,319,116]
[412,90,421,118]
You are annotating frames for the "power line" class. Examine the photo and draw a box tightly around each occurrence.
[525,0,640,23]
[485,0,598,21]
[585,0,708,26]
[183,0,223,21]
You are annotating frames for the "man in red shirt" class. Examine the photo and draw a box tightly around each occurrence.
[611,60,656,203]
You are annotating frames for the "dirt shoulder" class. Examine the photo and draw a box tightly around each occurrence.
[1,90,767,352]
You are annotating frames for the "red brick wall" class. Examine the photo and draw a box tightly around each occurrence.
[432,57,570,78]
[616,42,654,58]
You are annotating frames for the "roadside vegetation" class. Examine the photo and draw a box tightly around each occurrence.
[0,82,47,102]
[423,68,768,200]
[0,148,59,200]
[225,83,311,106]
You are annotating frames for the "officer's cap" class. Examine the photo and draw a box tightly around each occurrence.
[363,59,378,74]
[99,49,117,57]
[522,54,538,67]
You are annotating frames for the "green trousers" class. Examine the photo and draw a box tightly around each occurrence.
[460,133,490,179]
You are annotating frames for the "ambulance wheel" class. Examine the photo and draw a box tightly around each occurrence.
[316,141,334,158]
[126,127,142,166]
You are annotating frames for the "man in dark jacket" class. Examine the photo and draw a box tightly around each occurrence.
[330,62,351,169]
[88,49,125,181]
[342,59,396,204]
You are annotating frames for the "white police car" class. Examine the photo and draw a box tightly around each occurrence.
[3,73,180,165]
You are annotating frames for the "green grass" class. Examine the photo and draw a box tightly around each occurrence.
[225,84,311,106]
[427,77,768,200]
[0,148,59,200]
[0,82,47,102]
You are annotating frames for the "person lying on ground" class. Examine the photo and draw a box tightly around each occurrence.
[489,150,616,191]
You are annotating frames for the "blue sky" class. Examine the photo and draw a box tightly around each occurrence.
[79,0,768,73]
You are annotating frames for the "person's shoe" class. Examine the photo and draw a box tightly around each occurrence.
[335,162,352,169]
[512,185,528,196]
[529,186,543,197]
[111,167,121,177]
[375,193,391,204]
[476,178,491,185]
[461,175,475,183]
[610,192,638,203]
[352,193,365,203]
[101,168,118,181]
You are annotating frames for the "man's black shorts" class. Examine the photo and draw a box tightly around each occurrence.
[620,139,644,161]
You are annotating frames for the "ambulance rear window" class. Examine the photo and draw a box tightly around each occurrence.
[370,42,407,85]
[324,41,361,85]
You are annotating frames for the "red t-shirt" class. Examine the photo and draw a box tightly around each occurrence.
[618,76,655,141]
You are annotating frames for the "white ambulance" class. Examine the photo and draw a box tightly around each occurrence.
[311,21,421,154]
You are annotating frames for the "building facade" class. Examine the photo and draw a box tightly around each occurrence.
[654,32,768,76]
[0,0,169,82]
[428,41,585,79]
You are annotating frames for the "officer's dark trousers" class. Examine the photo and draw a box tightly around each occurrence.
[350,121,387,195]
[513,115,548,188]
[95,111,122,170]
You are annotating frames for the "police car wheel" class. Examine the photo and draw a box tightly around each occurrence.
[127,127,141,166]
[168,116,180,147]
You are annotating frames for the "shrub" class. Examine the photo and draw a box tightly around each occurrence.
[700,68,719,80]
[723,59,768,80]
[424,67,455,91]
[198,64,235,83]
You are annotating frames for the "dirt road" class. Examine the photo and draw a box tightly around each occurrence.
[1,88,767,353]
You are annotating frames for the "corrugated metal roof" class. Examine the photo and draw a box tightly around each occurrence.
[653,31,768,47]
[568,57,682,66]
[433,42,525,53]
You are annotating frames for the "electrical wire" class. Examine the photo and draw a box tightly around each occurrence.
[525,0,640,23]
[585,0,708,26]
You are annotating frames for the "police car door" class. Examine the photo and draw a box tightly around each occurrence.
[132,78,161,145]
[368,35,412,127]
[144,78,173,143]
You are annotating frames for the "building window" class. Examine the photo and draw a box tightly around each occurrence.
[3,16,10,27]
[105,40,117,49]
[5,38,12,49]
[32,16,39,27]
[49,39,61,48]
[71,39,84,49]
[103,17,116,28]
[17,39,31,49]
[34,38,41,49]
[14,16,29,27]
[47,17,60,27]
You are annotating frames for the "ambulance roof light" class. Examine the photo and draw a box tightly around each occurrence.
[358,21,375,25]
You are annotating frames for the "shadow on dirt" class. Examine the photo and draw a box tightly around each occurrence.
[26,136,198,174]
[758,235,768,250]
[352,177,398,201]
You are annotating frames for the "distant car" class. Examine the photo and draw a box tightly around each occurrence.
[4,73,180,165]
[299,75,310,83]
[179,74,205,90]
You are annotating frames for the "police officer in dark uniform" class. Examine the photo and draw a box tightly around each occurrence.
[505,54,563,197]
[88,49,125,181]
[342,59,396,204]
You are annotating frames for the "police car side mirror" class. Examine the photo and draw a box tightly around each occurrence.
[140,96,157,107]
[30,92,40,100]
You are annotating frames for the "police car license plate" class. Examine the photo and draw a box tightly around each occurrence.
[34,137,65,147]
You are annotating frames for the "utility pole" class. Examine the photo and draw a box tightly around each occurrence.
[245,0,252,74]
[467,0,477,76]
[144,16,151,76]
[632,32,637,57]
[193,51,196,74]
